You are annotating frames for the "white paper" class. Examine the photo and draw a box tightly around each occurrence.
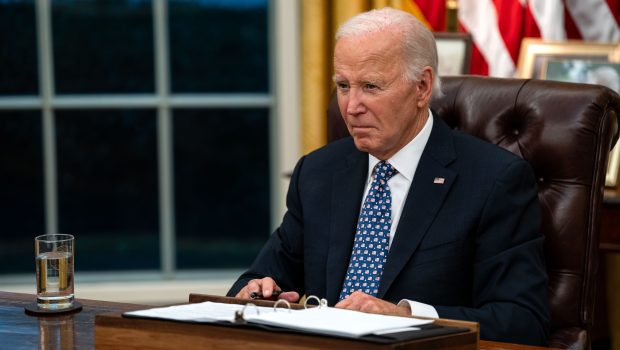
[244,307,432,338]
[125,301,433,338]
[125,301,276,323]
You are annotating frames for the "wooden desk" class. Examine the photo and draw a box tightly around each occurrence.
[0,291,555,350]
[0,291,140,349]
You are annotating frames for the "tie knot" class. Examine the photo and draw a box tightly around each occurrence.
[374,161,397,182]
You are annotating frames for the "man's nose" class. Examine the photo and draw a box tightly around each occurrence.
[346,89,366,115]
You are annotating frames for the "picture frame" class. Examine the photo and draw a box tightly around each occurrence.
[516,38,620,79]
[433,32,472,76]
[516,38,620,188]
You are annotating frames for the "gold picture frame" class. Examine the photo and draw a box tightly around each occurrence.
[608,144,620,187]
[516,38,620,79]
[516,38,620,188]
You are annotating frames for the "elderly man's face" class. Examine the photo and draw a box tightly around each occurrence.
[334,29,432,160]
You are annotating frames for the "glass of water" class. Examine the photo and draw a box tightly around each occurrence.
[35,234,75,310]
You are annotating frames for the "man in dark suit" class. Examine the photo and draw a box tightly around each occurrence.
[228,7,548,345]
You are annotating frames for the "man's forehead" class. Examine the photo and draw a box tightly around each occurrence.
[336,28,403,50]
[334,47,402,80]
[335,33,402,65]
[338,37,395,53]
[333,68,389,82]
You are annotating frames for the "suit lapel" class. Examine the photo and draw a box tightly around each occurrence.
[378,117,458,298]
[325,149,368,304]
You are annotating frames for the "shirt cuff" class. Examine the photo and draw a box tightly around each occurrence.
[397,299,439,318]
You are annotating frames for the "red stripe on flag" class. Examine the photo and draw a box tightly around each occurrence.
[607,0,620,24]
[524,4,541,38]
[457,12,490,76]
[413,0,446,31]
[493,0,526,64]
[563,4,583,40]
[469,41,489,76]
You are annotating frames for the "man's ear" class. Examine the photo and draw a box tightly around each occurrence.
[416,67,434,108]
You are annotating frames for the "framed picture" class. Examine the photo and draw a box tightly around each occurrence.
[516,38,620,79]
[434,32,472,76]
[516,38,620,188]
[541,60,620,93]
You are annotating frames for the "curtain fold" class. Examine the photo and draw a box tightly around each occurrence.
[301,0,330,155]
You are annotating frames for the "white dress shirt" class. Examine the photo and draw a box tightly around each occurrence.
[360,110,439,318]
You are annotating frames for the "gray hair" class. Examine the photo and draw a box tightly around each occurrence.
[335,7,442,97]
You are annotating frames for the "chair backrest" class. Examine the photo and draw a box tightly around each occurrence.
[326,76,620,349]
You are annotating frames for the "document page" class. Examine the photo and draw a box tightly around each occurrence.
[125,301,275,323]
[125,301,434,339]
[244,306,433,338]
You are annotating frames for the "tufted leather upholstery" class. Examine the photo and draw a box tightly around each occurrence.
[326,76,620,349]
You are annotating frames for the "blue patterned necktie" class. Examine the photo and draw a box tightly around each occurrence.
[339,161,398,300]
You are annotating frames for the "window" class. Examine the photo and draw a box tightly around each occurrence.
[56,109,160,270]
[169,0,269,93]
[0,110,44,273]
[0,0,275,276]
[53,0,155,93]
[174,108,269,268]
[0,0,38,95]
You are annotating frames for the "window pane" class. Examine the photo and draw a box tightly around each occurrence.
[56,109,159,270]
[0,0,38,95]
[52,0,154,94]
[169,0,269,93]
[174,109,270,268]
[0,111,44,273]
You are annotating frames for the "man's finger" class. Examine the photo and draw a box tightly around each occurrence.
[278,291,300,302]
[335,296,353,309]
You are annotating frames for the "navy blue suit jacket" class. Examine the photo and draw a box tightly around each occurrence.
[228,116,549,345]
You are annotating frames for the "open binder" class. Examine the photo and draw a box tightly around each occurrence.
[123,295,470,344]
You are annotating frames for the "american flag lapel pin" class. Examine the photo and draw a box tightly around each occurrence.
[433,177,445,184]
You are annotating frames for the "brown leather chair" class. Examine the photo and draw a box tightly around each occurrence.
[326,76,620,349]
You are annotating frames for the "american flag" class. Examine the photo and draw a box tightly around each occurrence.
[410,0,620,77]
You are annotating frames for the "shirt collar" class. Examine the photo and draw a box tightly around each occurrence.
[367,109,434,182]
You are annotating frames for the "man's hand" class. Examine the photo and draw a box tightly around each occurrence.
[335,291,411,316]
[235,277,300,302]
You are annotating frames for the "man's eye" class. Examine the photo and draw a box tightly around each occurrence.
[337,82,349,90]
[365,84,378,90]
